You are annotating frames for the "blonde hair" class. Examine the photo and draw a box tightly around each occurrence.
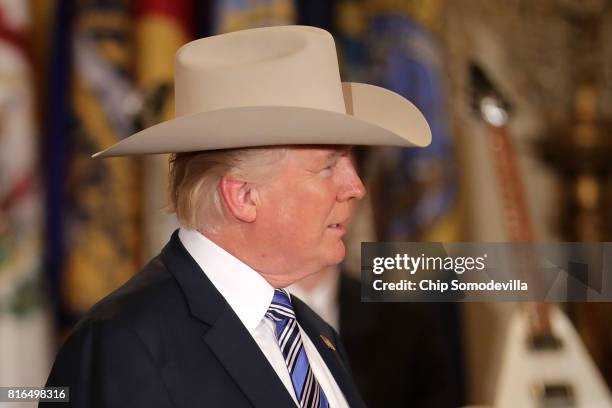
[167,148,286,233]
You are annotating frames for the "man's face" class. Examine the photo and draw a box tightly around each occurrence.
[254,146,366,280]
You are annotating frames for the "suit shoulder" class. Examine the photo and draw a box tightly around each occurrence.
[73,256,186,333]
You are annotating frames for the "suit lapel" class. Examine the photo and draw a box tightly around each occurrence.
[160,231,296,408]
[293,297,367,408]
[203,307,297,407]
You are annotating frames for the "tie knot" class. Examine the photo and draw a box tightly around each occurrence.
[266,288,295,322]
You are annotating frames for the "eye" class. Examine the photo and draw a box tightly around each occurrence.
[321,160,338,173]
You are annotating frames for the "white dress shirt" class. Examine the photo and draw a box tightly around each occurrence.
[179,228,349,408]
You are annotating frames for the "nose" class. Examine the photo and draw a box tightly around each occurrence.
[337,157,366,202]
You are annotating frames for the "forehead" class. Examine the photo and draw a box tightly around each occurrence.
[285,145,351,162]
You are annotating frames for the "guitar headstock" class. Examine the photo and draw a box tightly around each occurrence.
[469,62,512,128]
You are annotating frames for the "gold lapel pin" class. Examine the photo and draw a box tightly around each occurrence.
[320,335,336,351]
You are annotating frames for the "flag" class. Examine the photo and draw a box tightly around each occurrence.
[366,10,461,241]
[214,0,295,33]
[59,0,141,320]
[0,0,52,391]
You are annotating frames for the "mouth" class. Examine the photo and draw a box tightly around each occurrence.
[327,220,348,234]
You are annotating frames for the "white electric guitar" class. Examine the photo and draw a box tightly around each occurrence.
[469,63,612,408]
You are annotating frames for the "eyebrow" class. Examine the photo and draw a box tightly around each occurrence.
[325,146,352,161]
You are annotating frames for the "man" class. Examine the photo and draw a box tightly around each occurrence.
[43,25,430,407]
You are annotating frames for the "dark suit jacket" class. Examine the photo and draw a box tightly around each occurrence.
[339,274,463,408]
[42,231,366,408]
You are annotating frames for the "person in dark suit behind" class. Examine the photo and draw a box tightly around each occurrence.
[42,25,432,407]
[339,273,462,407]
[290,268,463,408]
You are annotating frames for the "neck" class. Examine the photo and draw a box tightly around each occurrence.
[201,227,318,288]
[294,266,337,292]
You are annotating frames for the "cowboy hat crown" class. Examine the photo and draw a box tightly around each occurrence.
[93,25,431,157]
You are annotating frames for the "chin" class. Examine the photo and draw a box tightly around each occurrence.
[324,240,346,266]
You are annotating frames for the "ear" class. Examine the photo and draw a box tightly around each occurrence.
[219,175,258,223]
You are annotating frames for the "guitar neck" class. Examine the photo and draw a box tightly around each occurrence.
[487,124,553,337]
[488,125,534,242]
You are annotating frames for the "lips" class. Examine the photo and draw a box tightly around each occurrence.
[327,220,346,229]
[327,218,349,232]
[327,224,345,236]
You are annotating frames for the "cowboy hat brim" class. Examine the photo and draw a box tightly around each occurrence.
[92,82,431,157]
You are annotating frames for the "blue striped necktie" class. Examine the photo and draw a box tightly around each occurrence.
[266,288,330,408]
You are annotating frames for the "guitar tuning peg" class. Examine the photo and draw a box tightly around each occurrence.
[468,61,513,127]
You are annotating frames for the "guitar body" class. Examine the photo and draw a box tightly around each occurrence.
[494,306,612,408]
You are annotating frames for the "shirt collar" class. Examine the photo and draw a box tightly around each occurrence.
[178,227,274,334]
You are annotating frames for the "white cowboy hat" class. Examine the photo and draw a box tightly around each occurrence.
[93,25,431,157]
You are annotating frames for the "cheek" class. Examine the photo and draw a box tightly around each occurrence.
[260,195,306,243]
[260,181,337,240]
[278,187,331,220]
